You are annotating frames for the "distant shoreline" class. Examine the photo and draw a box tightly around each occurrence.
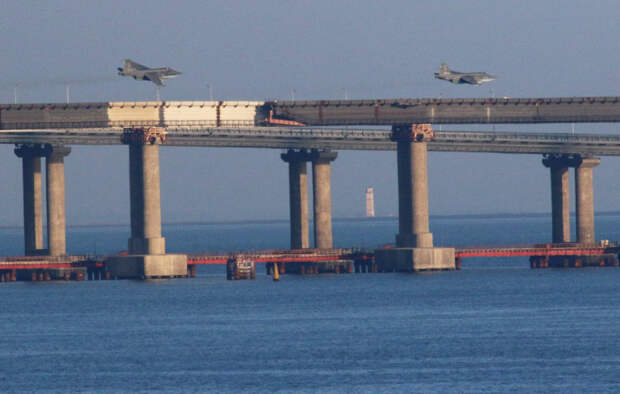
[4,211,620,230]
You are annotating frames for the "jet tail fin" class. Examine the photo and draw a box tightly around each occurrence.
[439,63,450,73]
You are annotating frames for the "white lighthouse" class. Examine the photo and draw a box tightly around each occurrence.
[365,187,375,217]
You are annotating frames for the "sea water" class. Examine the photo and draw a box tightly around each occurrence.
[1,215,620,392]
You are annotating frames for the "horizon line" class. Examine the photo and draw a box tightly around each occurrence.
[3,210,620,230]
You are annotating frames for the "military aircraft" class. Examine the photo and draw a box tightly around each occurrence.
[434,63,496,85]
[117,59,182,87]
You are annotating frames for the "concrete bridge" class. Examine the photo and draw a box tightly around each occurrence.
[3,96,620,277]
[4,127,620,155]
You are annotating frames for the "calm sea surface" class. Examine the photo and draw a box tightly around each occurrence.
[2,215,620,393]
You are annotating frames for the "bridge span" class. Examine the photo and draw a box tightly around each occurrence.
[3,128,620,156]
[3,96,620,129]
[3,95,620,277]
[269,96,620,125]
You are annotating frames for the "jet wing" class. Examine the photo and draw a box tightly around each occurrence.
[127,59,149,70]
[459,75,479,85]
[144,72,164,86]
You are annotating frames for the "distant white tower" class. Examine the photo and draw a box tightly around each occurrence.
[365,187,375,217]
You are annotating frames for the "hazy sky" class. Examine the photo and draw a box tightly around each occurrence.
[1,1,620,226]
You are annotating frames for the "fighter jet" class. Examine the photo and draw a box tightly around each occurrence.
[434,63,496,85]
[117,59,182,87]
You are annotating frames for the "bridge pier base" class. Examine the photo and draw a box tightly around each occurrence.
[376,247,455,272]
[376,125,455,271]
[106,254,188,279]
[108,132,186,279]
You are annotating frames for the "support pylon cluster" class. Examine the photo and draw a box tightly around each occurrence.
[542,153,600,245]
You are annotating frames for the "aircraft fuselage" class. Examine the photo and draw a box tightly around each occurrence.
[434,64,495,85]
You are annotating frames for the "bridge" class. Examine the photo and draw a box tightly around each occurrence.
[2,96,620,279]
[268,97,620,125]
[3,127,620,155]
[4,97,620,129]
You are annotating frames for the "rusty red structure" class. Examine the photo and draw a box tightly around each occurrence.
[455,243,619,269]
[1,243,619,283]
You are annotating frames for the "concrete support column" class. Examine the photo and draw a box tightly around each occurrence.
[108,128,186,280]
[550,166,570,242]
[128,143,165,255]
[14,144,46,255]
[310,150,338,249]
[542,154,580,243]
[129,144,143,242]
[281,150,311,249]
[393,126,433,248]
[374,125,454,272]
[45,145,71,256]
[575,157,600,245]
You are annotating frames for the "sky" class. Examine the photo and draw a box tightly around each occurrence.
[1,0,620,227]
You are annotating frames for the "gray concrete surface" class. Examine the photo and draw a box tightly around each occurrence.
[281,150,310,249]
[542,155,579,243]
[311,150,337,249]
[395,138,433,248]
[15,145,45,255]
[45,145,70,256]
[106,254,188,279]
[128,143,166,255]
[575,157,600,244]
[375,247,455,271]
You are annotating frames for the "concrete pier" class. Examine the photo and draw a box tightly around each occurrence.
[542,154,580,243]
[128,144,166,254]
[575,157,600,245]
[108,128,186,279]
[395,136,433,247]
[14,144,46,255]
[310,150,337,249]
[281,149,311,249]
[376,125,454,271]
[45,145,71,256]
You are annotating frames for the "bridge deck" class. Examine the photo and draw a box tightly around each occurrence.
[3,128,620,155]
[3,97,620,128]
[271,96,620,125]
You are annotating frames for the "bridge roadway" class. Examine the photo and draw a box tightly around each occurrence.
[4,97,620,128]
[269,96,620,125]
[3,127,620,156]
